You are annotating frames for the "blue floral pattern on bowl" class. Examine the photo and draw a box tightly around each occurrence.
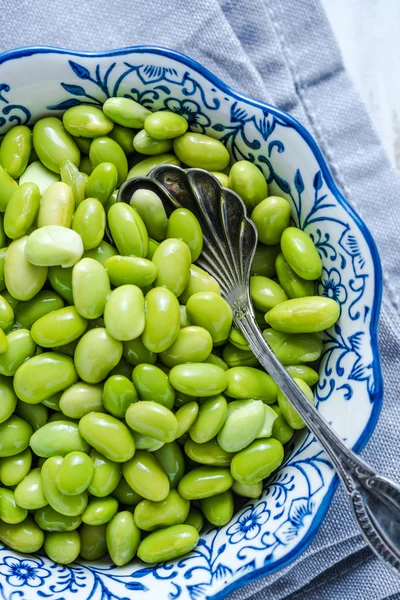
[0,45,382,600]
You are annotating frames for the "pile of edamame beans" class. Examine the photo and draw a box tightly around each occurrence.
[0,97,340,567]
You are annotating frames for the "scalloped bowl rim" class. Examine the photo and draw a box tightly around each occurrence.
[0,44,383,598]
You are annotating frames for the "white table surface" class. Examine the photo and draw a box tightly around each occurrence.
[322,0,400,172]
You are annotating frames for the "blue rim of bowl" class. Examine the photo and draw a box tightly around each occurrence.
[0,44,384,599]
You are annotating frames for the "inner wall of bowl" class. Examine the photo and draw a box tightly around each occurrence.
[0,49,378,589]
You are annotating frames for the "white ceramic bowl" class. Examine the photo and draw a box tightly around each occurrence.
[0,45,382,600]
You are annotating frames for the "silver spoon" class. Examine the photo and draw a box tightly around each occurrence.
[115,165,400,575]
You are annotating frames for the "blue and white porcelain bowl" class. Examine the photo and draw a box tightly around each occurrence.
[0,45,382,600]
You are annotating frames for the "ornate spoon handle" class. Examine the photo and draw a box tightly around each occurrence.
[236,303,400,574]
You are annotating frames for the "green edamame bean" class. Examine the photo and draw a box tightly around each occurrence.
[83,239,118,265]
[232,480,263,498]
[103,375,138,418]
[109,124,136,155]
[256,404,278,438]
[126,401,178,443]
[0,415,32,457]
[15,291,64,329]
[263,328,323,364]
[204,353,229,370]
[37,183,74,229]
[122,450,170,502]
[79,412,135,462]
[16,400,48,431]
[42,392,62,411]
[137,523,198,564]
[152,238,191,297]
[63,105,114,138]
[178,466,233,500]
[108,357,134,377]
[44,530,81,564]
[123,336,156,366]
[0,296,13,333]
[35,506,81,532]
[189,395,227,443]
[184,437,234,467]
[144,111,188,140]
[0,125,31,179]
[179,305,192,328]
[211,171,230,187]
[82,496,118,525]
[134,489,190,533]
[170,363,227,397]
[133,129,173,155]
[80,155,92,175]
[222,343,259,368]
[106,510,141,566]
[275,253,315,298]
[186,292,232,344]
[229,160,268,210]
[0,448,32,486]
[41,456,88,516]
[74,328,123,383]
[0,517,44,553]
[25,225,84,268]
[132,363,175,409]
[231,438,284,484]
[280,227,322,280]
[0,329,35,376]
[4,183,40,240]
[0,330,7,354]
[225,366,278,403]
[0,375,17,423]
[127,153,181,178]
[108,202,148,257]
[251,196,291,245]
[104,255,157,288]
[80,523,107,560]
[265,296,340,333]
[0,165,18,211]
[30,420,89,457]
[0,488,27,523]
[173,133,230,171]
[5,237,48,301]
[104,285,145,341]
[259,400,293,443]
[277,377,314,429]
[60,160,87,207]
[146,238,159,260]
[175,402,199,438]
[31,306,87,348]
[286,364,319,385]
[251,243,280,278]
[250,275,288,311]
[89,137,128,186]
[59,381,104,419]
[74,136,92,153]
[56,451,94,496]
[112,478,142,506]
[14,352,78,404]
[130,188,168,241]
[33,117,80,173]
[179,265,221,304]
[185,506,204,532]
[133,432,164,451]
[20,160,60,195]
[14,468,47,510]
[200,490,234,527]
[228,328,249,350]
[48,266,73,304]
[142,287,180,353]
[217,399,265,452]
[166,208,203,261]
[72,198,106,251]
[160,326,212,368]
[89,450,121,497]
[153,442,185,489]
[72,258,110,320]
[86,162,118,205]
[103,97,151,128]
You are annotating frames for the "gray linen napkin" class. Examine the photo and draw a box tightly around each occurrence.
[0,0,399,597]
